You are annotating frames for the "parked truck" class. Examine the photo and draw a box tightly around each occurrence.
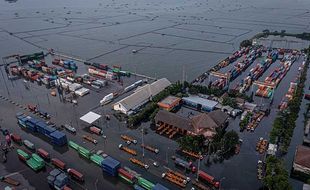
[198,171,220,188]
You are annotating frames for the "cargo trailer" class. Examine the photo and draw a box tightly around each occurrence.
[67,168,84,182]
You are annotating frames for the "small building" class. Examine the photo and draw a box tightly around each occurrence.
[293,145,310,175]
[157,96,181,111]
[113,78,171,115]
[154,109,228,139]
[303,184,310,190]
[182,96,218,112]
[303,121,310,146]
[267,143,277,156]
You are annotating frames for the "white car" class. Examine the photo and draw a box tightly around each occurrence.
[153,162,159,167]
[62,124,76,133]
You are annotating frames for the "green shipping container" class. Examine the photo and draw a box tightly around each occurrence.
[26,158,44,171]
[78,146,90,159]
[90,154,104,166]
[118,174,134,185]
[32,154,45,166]
[68,141,80,150]
[17,149,30,159]
[137,177,154,190]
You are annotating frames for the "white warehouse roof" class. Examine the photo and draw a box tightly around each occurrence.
[114,78,171,114]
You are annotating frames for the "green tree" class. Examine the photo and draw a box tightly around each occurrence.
[221,130,239,153]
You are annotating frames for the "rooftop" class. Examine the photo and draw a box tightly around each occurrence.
[182,96,218,108]
[294,145,310,169]
[115,78,171,111]
[157,95,181,109]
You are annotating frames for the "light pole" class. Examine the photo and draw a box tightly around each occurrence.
[141,126,145,160]
[219,177,226,190]
[196,152,201,180]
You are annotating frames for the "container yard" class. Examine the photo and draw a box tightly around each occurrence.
[1,33,310,190]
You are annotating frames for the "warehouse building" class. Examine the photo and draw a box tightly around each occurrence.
[182,96,218,112]
[293,145,310,176]
[113,78,171,115]
[154,109,228,138]
[157,96,181,111]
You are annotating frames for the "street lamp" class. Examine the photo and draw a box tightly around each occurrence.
[219,177,226,190]
[196,152,202,181]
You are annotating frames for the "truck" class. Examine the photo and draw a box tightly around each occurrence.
[83,135,97,144]
[129,158,149,169]
[119,144,137,156]
[51,158,66,170]
[90,126,102,135]
[100,93,114,105]
[198,171,220,188]
[141,144,159,154]
[173,157,196,172]
[67,168,84,182]
[61,124,76,134]
[23,139,35,150]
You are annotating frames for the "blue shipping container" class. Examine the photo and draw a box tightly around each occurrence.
[101,156,120,176]
[134,185,145,190]
[50,131,67,146]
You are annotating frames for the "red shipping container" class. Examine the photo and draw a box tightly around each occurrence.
[90,126,102,135]
[67,168,84,182]
[37,148,50,159]
[51,158,66,170]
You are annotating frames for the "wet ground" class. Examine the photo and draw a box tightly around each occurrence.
[1,0,310,189]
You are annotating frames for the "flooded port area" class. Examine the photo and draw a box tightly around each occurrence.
[1,0,310,190]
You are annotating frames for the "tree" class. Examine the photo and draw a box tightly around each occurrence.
[221,130,239,153]
[240,39,252,48]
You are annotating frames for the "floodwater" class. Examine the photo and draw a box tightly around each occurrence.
[1,0,310,82]
[1,0,310,189]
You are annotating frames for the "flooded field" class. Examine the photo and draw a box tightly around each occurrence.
[1,0,310,82]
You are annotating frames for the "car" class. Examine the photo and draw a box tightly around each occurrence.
[153,162,159,167]
[62,124,76,133]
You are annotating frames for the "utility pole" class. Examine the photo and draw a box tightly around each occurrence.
[141,126,145,161]
[196,152,201,180]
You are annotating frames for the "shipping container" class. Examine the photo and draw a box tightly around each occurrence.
[50,131,67,146]
[90,126,102,135]
[90,154,104,166]
[68,140,80,150]
[51,158,66,170]
[17,149,30,160]
[137,177,155,190]
[67,168,84,182]
[198,171,220,188]
[117,168,135,184]
[101,156,121,177]
[37,148,50,160]
[10,133,22,144]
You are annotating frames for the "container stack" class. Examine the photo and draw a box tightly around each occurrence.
[17,149,30,161]
[101,156,121,177]
[47,169,69,190]
[117,168,135,185]
[16,113,67,146]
